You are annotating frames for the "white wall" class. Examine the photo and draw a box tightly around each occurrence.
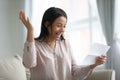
[0,0,25,57]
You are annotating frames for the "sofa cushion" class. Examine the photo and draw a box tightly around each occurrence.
[85,70,115,80]
[0,55,27,80]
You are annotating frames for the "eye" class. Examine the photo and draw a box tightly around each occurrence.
[57,23,66,28]
[64,25,66,28]
[57,24,62,27]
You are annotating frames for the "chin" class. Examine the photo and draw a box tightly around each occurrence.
[55,37,60,40]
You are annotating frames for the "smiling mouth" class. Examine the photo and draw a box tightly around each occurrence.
[56,33,61,38]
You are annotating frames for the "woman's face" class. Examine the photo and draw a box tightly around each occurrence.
[48,16,67,41]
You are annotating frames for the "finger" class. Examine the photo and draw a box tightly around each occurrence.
[101,54,107,57]
[19,11,28,25]
[19,10,24,19]
[21,11,26,20]
[27,17,30,23]
[97,57,107,61]
[98,55,107,60]
[19,10,27,21]
[97,58,106,63]
[96,59,106,65]
[96,56,106,63]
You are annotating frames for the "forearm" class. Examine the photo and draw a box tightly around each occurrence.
[89,64,98,69]
[72,65,93,80]
[23,41,37,68]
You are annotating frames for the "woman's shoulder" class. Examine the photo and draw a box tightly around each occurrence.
[34,39,43,45]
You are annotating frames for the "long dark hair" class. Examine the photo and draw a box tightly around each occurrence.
[35,7,67,41]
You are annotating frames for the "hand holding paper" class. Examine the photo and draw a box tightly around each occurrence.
[80,43,110,65]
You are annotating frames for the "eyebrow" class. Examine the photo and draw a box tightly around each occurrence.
[57,23,66,26]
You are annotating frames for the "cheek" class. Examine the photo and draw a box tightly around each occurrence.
[56,28,60,31]
[53,27,59,32]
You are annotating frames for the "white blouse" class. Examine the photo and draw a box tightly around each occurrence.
[23,39,92,80]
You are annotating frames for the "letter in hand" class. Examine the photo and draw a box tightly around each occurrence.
[90,54,107,69]
[19,10,33,31]
[95,54,107,66]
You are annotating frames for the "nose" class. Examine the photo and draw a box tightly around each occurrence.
[60,27,65,32]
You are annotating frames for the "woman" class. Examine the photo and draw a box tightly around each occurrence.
[19,7,106,80]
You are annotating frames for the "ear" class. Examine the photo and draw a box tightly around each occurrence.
[45,21,50,28]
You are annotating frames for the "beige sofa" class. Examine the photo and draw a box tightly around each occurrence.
[85,70,115,80]
[0,55,27,80]
[0,55,115,80]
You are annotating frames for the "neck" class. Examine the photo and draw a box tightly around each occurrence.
[46,37,56,43]
[44,37,56,50]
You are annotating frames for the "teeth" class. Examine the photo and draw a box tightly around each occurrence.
[56,33,61,37]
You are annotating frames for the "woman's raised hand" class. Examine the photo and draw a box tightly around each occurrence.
[19,10,34,42]
[19,10,33,31]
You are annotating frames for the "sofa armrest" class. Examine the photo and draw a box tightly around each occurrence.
[85,70,115,80]
[0,55,27,80]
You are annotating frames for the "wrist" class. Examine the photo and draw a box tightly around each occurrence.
[90,64,98,69]
[27,25,34,32]
[28,29,34,33]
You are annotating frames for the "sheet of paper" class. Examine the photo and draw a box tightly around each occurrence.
[80,43,110,66]
[89,43,111,56]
